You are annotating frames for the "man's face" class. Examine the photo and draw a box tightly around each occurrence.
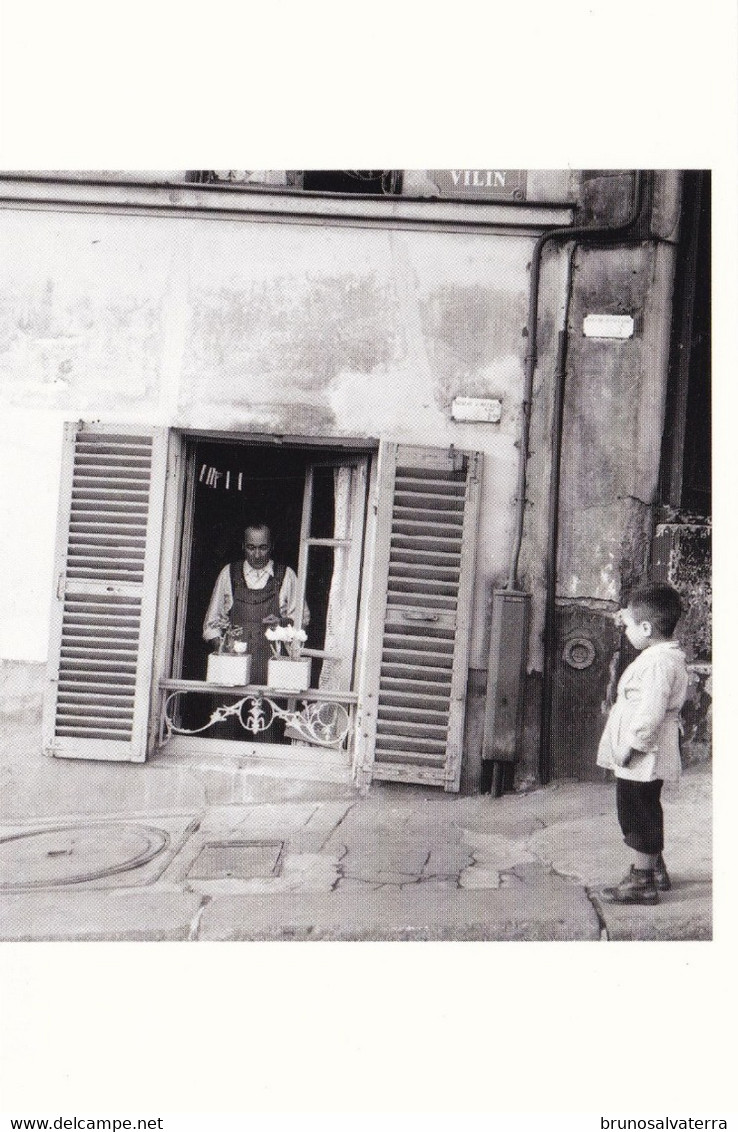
[244,527,272,569]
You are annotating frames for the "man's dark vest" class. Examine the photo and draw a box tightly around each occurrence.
[229,560,288,684]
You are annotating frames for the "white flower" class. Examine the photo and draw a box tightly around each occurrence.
[265,623,307,659]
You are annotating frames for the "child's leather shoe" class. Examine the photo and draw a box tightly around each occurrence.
[601,867,658,905]
[653,854,671,891]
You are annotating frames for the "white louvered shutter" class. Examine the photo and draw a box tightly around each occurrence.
[43,423,168,761]
[355,443,481,791]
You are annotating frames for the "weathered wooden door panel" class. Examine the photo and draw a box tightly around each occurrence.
[549,604,620,781]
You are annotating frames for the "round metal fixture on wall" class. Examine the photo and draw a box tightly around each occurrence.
[562,636,596,670]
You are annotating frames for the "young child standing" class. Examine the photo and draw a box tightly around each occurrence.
[597,582,689,905]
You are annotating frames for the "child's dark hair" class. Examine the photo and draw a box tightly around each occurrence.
[626,582,682,638]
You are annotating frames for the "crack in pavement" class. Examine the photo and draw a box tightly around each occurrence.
[585,888,610,941]
[499,844,608,938]
[341,871,420,885]
[188,894,212,941]
[549,864,586,884]
[331,843,350,891]
[298,804,322,829]
[319,803,357,852]
[499,866,527,884]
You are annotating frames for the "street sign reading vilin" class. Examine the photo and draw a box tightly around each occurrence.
[430,170,527,200]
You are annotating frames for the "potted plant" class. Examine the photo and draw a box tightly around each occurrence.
[206,618,252,686]
[265,619,310,691]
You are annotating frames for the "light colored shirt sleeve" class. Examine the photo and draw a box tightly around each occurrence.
[203,565,234,642]
[279,567,310,626]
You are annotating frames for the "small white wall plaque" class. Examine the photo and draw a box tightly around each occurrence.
[583,314,635,339]
[451,397,502,423]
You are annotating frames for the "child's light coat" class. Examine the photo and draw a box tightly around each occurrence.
[597,640,689,782]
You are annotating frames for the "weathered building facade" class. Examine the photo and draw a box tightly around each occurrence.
[0,170,711,794]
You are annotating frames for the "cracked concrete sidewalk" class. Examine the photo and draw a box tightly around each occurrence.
[0,762,711,942]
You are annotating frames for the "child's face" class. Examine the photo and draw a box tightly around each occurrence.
[617,605,652,650]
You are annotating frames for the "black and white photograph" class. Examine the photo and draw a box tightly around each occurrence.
[0,1,734,1126]
[0,168,712,943]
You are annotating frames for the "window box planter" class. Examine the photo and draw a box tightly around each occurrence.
[267,657,311,692]
[206,653,252,686]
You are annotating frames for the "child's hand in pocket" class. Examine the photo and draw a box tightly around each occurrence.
[613,746,638,767]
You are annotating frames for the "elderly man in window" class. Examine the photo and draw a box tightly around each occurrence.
[203,522,308,687]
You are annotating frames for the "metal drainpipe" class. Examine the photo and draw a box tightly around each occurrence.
[539,264,575,784]
[506,170,645,591]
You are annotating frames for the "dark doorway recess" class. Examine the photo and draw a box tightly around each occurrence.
[175,437,367,741]
[182,440,308,686]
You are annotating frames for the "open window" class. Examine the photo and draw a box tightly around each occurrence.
[174,438,368,691]
[161,436,370,751]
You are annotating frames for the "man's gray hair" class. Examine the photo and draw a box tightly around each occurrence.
[243,523,272,543]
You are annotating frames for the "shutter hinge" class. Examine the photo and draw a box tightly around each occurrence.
[448,444,467,474]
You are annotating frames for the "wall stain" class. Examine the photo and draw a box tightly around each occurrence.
[184,274,399,394]
[617,497,654,597]
[557,243,657,598]
[654,523,711,661]
[0,263,163,409]
[419,284,527,409]
[176,401,340,438]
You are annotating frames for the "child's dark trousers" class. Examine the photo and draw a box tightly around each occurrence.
[615,777,665,854]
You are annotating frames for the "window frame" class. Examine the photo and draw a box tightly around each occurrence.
[148,430,375,762]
